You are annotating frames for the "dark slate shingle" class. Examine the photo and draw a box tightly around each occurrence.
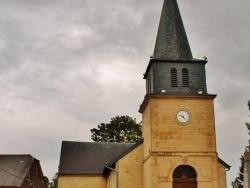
[58,141,135,175]
[0,155,35,186]
[153,0,193,60]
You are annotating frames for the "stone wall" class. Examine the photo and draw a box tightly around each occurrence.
[58,175,106,188]
[218,162,227,188]
[143,153,225,188]
[244,151,250,188]
[21,160,46,188]
[141,95,227,188]
[115,145,144,188]
[144,96,217,153]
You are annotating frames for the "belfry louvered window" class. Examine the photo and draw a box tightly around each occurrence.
[171,68,178,87]
[182,68,189,87]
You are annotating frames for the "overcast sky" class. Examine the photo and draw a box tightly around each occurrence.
[0,0,249,187]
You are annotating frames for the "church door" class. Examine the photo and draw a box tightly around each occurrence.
[172,165,197,188]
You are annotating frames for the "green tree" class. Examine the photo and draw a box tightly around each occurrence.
[232,155,244,188]
[43,176,50,188]
[50,173,58,188]
[232,100,250,188]
[91,115,142,143]
[246,100,250,134]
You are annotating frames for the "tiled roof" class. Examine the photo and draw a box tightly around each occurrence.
[58,141,135,175]
[0,155,35,186]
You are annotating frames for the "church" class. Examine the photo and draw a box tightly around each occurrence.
[58,0,230,187]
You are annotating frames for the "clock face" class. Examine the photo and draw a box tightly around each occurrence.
[176,110,190,123]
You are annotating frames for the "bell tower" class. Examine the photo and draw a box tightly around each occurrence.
[139,0,229,188]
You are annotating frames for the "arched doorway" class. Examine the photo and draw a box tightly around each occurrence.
[172,165,197,188]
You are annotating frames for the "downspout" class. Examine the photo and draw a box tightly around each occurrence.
[105,164,118,188]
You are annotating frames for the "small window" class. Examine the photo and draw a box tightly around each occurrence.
[171,68,178,87]
[182,68,189,87]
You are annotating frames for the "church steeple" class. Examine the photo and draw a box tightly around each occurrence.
[153,0,193,60]
[143,0,208,96]
[138,1,229,188]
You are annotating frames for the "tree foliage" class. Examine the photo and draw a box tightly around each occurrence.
[50,173,58,188]
[43,176,50,188]
[232,100,250,188]
[91,115,142,143]
[246,100,250,135]
[43,173,58,188]
[232,155,244,188]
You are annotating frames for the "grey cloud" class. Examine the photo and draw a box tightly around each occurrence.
[0,1,249,187]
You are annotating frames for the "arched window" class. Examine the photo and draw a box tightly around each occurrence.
[182,68,189,87]
[173,165,197,178]
[173,165,197,188]
[171,68,178,87]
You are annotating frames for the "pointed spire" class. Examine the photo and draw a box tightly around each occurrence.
[153,0,193,60]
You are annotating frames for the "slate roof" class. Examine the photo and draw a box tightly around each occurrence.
[153,0,193,60]
[0,155,35,186]
[58,140,230,176]
[218,158,231,170]
[106,140,143,167]
[58,141,136,175]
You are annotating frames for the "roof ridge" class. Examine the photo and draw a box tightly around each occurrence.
[62,140,135,146]
[105,139,143,168]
